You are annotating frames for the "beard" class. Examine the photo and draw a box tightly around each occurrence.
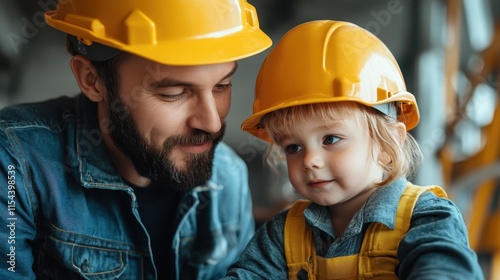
[106,93,225,191]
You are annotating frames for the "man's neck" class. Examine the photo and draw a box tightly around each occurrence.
[97,105,151,187]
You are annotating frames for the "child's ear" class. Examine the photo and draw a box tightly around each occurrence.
[379,150,391,165]
[394,122,407,144]
[378,122,407,165]
[70,55,106,102]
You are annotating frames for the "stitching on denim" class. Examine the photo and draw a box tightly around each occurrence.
[70,244,126,275]
[4,127,40,218]
[47,222,135,248]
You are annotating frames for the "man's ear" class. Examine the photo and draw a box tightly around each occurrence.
[70,55,105,102]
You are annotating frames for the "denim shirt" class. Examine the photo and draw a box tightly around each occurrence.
[0,94,254,279]
[224,178,484,279]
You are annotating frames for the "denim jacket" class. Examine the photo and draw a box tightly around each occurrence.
[224,178,484,279]
[0,94,254,279]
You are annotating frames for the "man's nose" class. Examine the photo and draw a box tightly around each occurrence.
[187,94,222,134]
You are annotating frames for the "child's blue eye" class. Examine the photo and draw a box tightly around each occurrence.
[324,135,339,145]
[285,144,302,154]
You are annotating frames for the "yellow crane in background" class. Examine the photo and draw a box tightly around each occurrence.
[439,0,500,278]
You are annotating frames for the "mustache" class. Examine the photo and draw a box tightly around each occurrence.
[166,125,226,147]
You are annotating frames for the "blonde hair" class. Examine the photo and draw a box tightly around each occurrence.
[260,101,423,187]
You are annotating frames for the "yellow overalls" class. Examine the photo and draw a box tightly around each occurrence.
[284,183,447,280]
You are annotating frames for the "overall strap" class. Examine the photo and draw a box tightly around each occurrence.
[358,183,448,278]
[393,184,447,234]
[284,184,448,279]
[284,199,316,280]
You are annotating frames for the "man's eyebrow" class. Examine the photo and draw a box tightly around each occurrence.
[149,79,193,88]
[149,62,238,88]
[223,62,239,81]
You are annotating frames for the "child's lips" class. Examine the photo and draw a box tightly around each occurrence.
[308,179,334,188]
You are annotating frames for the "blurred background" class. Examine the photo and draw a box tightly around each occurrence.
[1,0,500,278]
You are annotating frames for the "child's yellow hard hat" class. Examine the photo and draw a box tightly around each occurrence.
[241,20,419,142]
[45,0,272,65]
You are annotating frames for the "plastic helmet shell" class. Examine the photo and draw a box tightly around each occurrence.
[241,20,419,142]
[45,0,272,65]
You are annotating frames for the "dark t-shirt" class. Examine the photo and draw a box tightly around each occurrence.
[129,182,184,280]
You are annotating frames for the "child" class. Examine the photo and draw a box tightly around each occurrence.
[224,20,483,279]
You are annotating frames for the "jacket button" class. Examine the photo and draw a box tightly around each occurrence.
[297,269,308,280]
[81,259,89,273]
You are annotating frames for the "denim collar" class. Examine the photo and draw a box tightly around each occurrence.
[74,94,129,190]
[361,177,407,229]
[304,177,407,238]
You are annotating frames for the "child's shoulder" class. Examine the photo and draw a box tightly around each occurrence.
[404,182,447,198]
[408,184,459,214]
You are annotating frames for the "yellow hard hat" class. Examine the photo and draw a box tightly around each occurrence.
[241,20,419,142]
[45,0,272,65]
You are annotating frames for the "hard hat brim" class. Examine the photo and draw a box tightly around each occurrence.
[46,13,272,65]
[241,91,420,143]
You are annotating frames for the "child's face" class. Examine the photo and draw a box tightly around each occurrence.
[278,115,384,207]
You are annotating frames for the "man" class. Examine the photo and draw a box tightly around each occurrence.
[0,0,271,279]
